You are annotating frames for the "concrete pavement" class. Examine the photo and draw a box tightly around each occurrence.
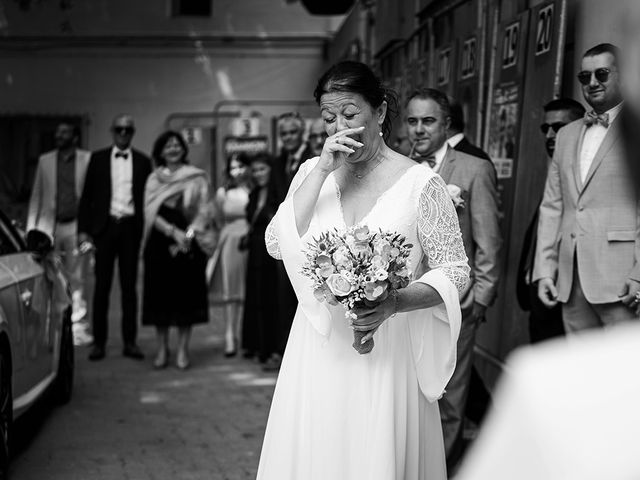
[9,305,276,480]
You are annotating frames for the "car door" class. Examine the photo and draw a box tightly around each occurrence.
[0,218,54,396]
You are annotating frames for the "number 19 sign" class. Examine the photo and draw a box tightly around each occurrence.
[502,22,520,69]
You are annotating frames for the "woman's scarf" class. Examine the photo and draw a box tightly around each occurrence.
[142,165,216,255]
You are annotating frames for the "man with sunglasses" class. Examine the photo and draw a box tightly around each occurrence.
[78,114,152,361]
[534,43,640,334]
[517,98,584,343]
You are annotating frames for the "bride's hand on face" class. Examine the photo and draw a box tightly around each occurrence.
[316,126,365,174]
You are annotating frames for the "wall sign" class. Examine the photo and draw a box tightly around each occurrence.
[502,22,520,69]
[460,37,477,80]
[181,127,202,145]
[437,48,452,85]
[535,4,554,56]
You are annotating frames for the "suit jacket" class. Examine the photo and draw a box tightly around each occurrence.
[27,149,91,237]
[454,137,491,162]
[274,143,314,189]
[438,147,502,309]
[533,116,640,303]
[77,147,152,240]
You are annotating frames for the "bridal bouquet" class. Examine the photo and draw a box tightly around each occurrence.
[301,225,413,354]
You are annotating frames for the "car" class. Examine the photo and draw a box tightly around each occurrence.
[0,210,74,478]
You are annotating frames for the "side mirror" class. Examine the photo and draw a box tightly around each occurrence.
[26,229,54,258]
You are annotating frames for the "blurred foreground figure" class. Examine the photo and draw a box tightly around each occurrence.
[27,122,92,345]
[456,324,640,480]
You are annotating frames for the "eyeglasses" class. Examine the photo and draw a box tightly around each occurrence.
[540,122,567,135]
[577,68,614,85]
[113,126,135,135]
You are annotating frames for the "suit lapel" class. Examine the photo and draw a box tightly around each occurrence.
[580,122,620,193]
[437,146,456,183]
[572,123,587,193]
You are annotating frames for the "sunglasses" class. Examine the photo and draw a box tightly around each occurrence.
[113,126,135,135]
[577,68,613,86]
[540,122,567,135]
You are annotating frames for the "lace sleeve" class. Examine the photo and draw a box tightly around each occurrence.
[418,175,470,294]
[265,158,318,260]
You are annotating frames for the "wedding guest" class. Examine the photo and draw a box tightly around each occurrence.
[516,98,584,343]
[141,131,215,370]
[208,153,252,357]
[406,88,502,474]
[308,117,328,157]
[271,113,312,369]
[274,112,313,188]
[257,61,469,480]
[27,122,93,345]
[78,114,152,361]
[534,44,640,333]
[241,153,281,366]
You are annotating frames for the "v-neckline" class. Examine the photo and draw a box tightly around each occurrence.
[331,164,421,228]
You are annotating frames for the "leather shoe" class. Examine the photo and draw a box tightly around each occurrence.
[88,345,106,361]
[123,344,145,360]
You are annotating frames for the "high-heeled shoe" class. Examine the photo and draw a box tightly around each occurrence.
[153,349,169,369]
[176,351,190,370]
[224,349,237,358]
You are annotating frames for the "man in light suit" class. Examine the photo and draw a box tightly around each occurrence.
[534,43,640,332]
[406,88,502,473]
[27,122,92,344]
[78,114,152,361]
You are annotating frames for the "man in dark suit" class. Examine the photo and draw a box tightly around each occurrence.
[274,112,314,189]
[78,114,152,361]
[447,101,492,162]
[406,88,502,474]
[517,98,585,343]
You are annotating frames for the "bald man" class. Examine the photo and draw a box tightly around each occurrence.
[78,114,152,361]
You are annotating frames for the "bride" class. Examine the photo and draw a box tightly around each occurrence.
[257,61,470,480]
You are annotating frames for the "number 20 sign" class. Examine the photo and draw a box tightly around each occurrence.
[535,4,554,56]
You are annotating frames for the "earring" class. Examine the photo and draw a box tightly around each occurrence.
[378,131,383,137]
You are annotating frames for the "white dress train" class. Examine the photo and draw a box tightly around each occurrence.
[257,158,470,480]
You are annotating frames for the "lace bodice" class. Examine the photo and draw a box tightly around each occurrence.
[265,159,469,294]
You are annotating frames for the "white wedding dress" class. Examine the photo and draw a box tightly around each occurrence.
[257,158,470,480]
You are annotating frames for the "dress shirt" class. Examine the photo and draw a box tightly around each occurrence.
[110,146,134,217]
[56,150,77,222]
[428,142,449,173]
[579,102,623,183]
[447,133,465,149]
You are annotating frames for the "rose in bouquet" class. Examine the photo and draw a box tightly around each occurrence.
[301,225,413,354]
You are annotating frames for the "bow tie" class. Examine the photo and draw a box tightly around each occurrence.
[115,150,129,159]
[418,155,436,168]
[584,111,610,128]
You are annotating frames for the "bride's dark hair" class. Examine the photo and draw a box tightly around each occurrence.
[313,61,398,141]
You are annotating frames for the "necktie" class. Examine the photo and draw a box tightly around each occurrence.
[115,150,129,159]
[584,111,610,128]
